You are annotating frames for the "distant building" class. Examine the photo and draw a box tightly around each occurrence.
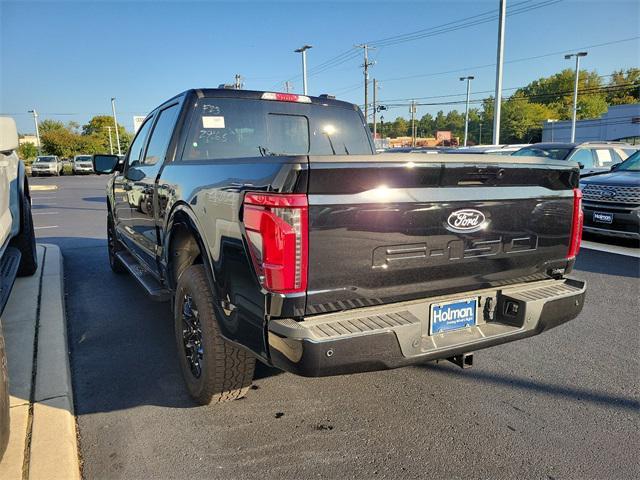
[19,135,38,146]
[542,104,640,143]
[386,131,459,148]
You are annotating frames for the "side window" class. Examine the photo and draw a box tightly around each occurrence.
[569,149,594,168]
[128,117,154,166]
[594,149,614,167]
[144,104,180,166]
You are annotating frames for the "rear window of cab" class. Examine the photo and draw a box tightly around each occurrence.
[181,98,373,161]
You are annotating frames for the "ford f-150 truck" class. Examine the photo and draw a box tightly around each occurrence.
[94,89,586,405]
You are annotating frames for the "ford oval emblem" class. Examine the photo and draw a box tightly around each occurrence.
[600,189,616,199]
[446,209,487,233]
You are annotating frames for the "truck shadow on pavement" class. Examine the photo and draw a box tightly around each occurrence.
[419,363,639,412]
[574,248,639,278]
[38,236,282,415]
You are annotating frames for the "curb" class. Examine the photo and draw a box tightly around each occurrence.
[0,244,80,480]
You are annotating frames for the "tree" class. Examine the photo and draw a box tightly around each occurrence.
[38,119,66,134]
[18,142,38,162]
[606,68,640,105]
[82,115,131,153]
[502,95,557,143]
[517,68,607,120]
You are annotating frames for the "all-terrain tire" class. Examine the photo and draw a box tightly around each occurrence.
[107,212,127,274]
[10,192,38,276]
[175,265,255,405]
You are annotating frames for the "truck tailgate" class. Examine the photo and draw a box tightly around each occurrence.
[305,154,579,316]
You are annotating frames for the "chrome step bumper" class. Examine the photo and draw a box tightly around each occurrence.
[267,278,586,377]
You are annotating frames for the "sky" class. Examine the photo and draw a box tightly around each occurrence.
[1,0,639,134]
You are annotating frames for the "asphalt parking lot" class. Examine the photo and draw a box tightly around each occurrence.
[30,174,639,480]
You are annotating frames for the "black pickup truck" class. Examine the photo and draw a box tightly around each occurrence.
[94,89,586,405]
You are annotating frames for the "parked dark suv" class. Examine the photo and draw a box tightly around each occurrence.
[580,150,640,240]
[513,142,638,176]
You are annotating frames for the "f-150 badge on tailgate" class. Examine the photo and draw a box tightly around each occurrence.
[446,209,487,233]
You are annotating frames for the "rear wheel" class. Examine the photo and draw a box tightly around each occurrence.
[174,265,255,405]
[107,212,126,274]
[10,192,38,276]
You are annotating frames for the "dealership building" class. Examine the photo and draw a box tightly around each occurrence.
[541,104,640,143]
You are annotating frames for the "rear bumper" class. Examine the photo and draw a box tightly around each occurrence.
[268,278,586,377]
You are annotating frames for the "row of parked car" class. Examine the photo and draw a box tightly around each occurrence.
[30,154,96,176]
[383,141,639,241]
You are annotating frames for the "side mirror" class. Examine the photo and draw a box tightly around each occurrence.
[0,117,19,153]
[611,163,619,171]
[577,162,585,169]
[93,154,120,174]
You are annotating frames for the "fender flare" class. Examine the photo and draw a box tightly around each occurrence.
[163,202,218,293]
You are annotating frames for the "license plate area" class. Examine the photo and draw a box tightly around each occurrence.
[593,211,613,224]
[429,297,478,335]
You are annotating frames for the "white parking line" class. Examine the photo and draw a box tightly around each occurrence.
[581,240,640,258]
[34,226,58,230]
[32,212,59,215]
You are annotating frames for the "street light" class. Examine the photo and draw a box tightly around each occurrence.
[110,97,122,155]
[460,76,474,147]
[104,126,114,154]
[565,51,588,143]
[546,119,559,142]
[27,109,41,155]
[479,122,483,145]
[294,45,312,95]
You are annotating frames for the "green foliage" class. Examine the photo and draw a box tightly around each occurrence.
[17,142,38,163]
[37,115,131,157]
[381,67,639,144]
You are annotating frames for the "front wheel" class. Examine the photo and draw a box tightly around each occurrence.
[175,265,255,405]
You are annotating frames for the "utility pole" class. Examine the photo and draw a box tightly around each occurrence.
[380,115,385,141]
[372,79,378,140]
[493,0,506,145]
[110,97,122,155]
[356,44,375,124]
[105,126,114,154]
[479,122,483,145]
[410,100,417,147]
[284,81,293,93]
[460,76,474,147]
[234,74,243,89]
[565,51,588,142]
[28,109,41,155]
[294,45,312,95]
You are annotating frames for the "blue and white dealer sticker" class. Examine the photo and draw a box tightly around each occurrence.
[429,298,478,335]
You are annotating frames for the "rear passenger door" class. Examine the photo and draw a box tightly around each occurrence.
[568,148,596,175]
[126,102,181,273]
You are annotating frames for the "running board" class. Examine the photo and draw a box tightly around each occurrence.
[0,247,21,315]
[115,250,170,302]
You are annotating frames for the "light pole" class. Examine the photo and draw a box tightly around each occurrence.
[460,76,474,146]
[565,51,587,143]
[546,119,559,142]
[479,122,483,145]
[294,45,312,95]
[110,97,122,155]
[28,109,41,155]
[380,115,385,141]
[492,0,506,145]
[105,126,114,154]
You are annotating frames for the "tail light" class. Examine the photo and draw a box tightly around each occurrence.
[567,188,583,259]
[243,193,308,294]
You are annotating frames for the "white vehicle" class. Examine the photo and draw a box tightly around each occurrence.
[0,117,38,460]
[31,155,63,176]
[72,155,94,174]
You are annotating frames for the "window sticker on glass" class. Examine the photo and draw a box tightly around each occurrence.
[202,116,225,129]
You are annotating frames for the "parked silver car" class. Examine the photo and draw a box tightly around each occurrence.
[31,155,63,176]
[72,155,94,174]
